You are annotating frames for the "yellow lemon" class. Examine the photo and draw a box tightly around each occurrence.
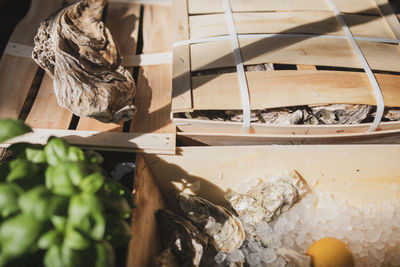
[306,237,355,267]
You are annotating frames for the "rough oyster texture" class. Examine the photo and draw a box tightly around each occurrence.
[155,248,179,267]
[178,193,245,253]
[309,104,370,124]
[155,209,207,267]
[225,171,307,225]
[32,0,136,123]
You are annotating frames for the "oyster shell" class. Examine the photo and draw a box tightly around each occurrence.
[32,0,136,123]
[309,104,370,124]
[155,209,207,267]
[225,171,307,225]
[178,193,245,253]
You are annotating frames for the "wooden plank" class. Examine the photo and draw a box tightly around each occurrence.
[0,0,63,119]
[1,129,175,154]
[297,65,317,70]
[171,0,192,112]
[177,129,400,145]
[187,0,381,15]
[77,2,141,131]
[126,154,166,267]
[130,5,175,134]
[375,0,400,39]
[189,71,400,110]
[173,117,400,135]
[25,74,73,129]
[190,37,400,72]
[147,145,400,206]
[189,12,394,39]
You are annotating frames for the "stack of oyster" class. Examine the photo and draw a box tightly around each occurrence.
[155,171,310,266]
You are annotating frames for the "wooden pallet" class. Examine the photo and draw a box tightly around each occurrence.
[0,0,175,154]
[171,0,400,145]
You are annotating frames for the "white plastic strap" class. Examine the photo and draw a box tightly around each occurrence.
[222,0,251,129]
[4,42,33,59]
[123,52,172,66]
[325,0,384,132]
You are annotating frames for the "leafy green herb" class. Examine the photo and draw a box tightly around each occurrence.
[0,119,32,143]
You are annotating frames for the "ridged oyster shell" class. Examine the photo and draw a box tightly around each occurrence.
[32,0,136,123]
[155,209,207,267]
[225,171,307,225]
[178,193,245,253]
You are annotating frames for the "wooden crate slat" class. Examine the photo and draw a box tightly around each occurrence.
[76,2,141,131]
[1,129,175,154]
[126,154,166,267]
[0,0,63,119]
[177,129,400,145]
[375,0,400,39]
[25,74,73,129]
[190,71,400,110]
[190,37,400,72]
[171,0,192,111]
[130,5,175,134]
[189,12,394,40]
[188,0,381,15]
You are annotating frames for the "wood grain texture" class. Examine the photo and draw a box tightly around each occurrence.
[130,5,175,134]
[189,71,400,110]
[171,0,192,111]
[189,37,400,72]
[25,74,73,129]
[188,0,381,15]
[189,12,394,39]
[0,0,63,119]
[126,154,166,267]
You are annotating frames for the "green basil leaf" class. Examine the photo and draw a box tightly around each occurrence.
[0,119,32,143]
[45,164,79,196]
[104,194,132,219]
[26,147,46,163]
[80,172,104,194]
[0,183,22,218]
[19,186,68,221]
[0,214,43,264]
[8,142,43,159]
[6,158,44,188]
[104,179,134,209]
[44,245,64,267]
[38,230,62,249]
[51,215,67,232]
[68,193,105,240]
[0,162,9,183]
[95,241,115,267]
[44,137,69,166]
[84,150,103,165]
[64,228,90,250]
[68,146,85,162]
[105,215,131,247]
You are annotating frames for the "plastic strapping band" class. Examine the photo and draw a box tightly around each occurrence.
[325,0,384,132]
[222,0,251,130]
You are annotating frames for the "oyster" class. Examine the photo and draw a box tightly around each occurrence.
[178,193,245,253]
[32,0,136,123]
[225,171,307,225]
[258,108,304,125]
[155,209,207,267]
[309,104,370,124]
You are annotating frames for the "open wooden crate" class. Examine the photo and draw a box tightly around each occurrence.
[127,144,400,266]
[0,0,175,154]
[171,0,400,145]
